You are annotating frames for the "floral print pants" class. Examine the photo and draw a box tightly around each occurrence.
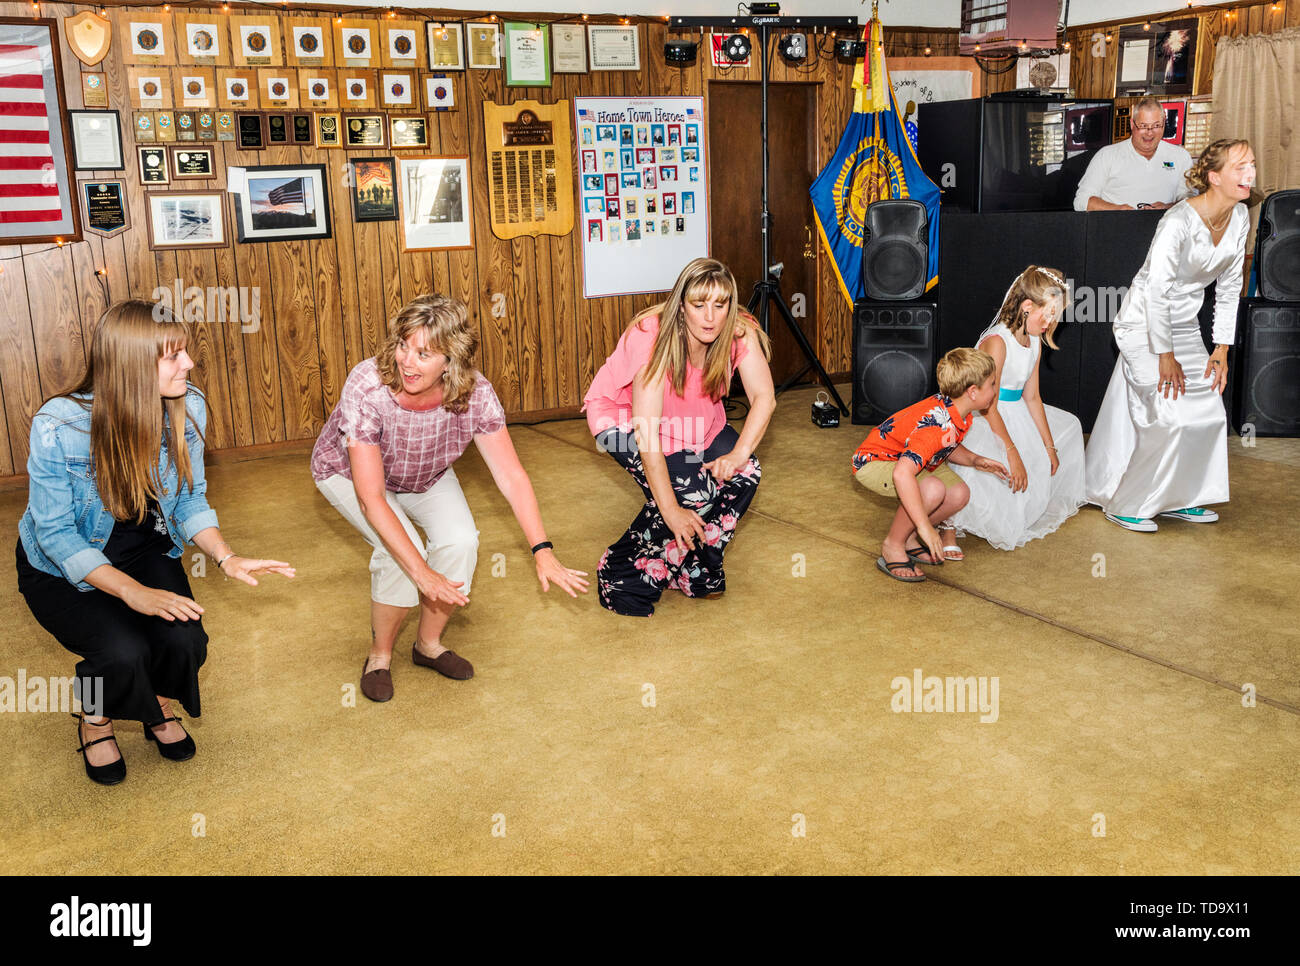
[595,425,761,617]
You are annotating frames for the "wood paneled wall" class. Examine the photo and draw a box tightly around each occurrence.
[1068,0,1300,100]
[0,4,1005,478]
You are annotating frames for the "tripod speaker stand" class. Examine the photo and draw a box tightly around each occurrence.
[675,12,854,415]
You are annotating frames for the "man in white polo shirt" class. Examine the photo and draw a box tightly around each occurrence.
[1073,97,1193,211]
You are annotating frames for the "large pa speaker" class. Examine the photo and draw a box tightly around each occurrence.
[852,300,937,425]
[1255,190,1300,302]
[863,200,928,300]
[1233,299,1300,437]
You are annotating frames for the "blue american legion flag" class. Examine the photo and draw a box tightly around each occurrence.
[810,20,940,304]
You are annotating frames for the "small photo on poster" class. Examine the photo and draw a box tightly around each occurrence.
[606,197,620,219]
[660,148,677,163]
[621,171,640,189]
[689,166,699,182]
[619,124,633,147]
[587,218,602,242]
[646,195,657,215]
[625,219,640,241]
[583,196,605,214]
[620,148,634,169]
[609,221,622,243]
[642,168,657,190]
[583,174,602,191]
[604,173,618,195]
[686,124,698,144]
[597,124,616,141]
[660,218,670,235]
[668,124,681,146]
[659,165,677,182]
[651,124,665,147]
[675,216,685,233]
[636,147,654,165]
[602,149,617,171]
[682,147,699,162]
[625,197,637,216]
[663,192,676,214]
[636,126,648,146]
[581,149,597,173]
[645,219,656,235]
[682,191,695,214]
[581,127,593,145]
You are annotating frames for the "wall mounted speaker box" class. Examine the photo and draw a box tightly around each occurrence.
[1254,190,1300,302]
[1232,299,1300,437]
[852,300,937,425]
[862,200,928,300]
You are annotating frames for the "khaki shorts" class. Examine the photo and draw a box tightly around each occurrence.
[855,458,961,498]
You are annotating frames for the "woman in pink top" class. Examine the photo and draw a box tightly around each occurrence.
[313,295,588,702]
[584,258,775,616]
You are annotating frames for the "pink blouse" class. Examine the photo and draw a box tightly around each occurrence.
[583,315,749,455]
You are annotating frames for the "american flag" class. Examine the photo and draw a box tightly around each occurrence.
[0,41,62,227]
[268,177,304,206]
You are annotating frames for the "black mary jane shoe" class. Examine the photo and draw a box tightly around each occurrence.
[73,714,126,786]
[143,714,196,762]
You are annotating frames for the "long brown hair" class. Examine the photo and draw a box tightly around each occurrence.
[375,294,479,414]
[637,258,771,400]
[994,265,1070,350]
[60,300,196,523]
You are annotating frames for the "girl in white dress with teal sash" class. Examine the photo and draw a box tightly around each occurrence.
[945,266,1086,552]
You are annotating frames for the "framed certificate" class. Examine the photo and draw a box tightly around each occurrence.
[426,22,464,71]
[344,112,387,148]
[389,114,428,149]
[69,109,124,171]
[588,24,640,71]
[551,23,587,74]
[466,22,501,69]
[504,23,550,87]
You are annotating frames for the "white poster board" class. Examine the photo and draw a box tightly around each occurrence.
[574,96,707,299]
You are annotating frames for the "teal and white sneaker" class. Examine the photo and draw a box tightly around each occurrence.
[1104,512,1158,532]
[1158,507,1219,523]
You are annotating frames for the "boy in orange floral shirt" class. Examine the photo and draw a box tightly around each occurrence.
[853,348,1009,582]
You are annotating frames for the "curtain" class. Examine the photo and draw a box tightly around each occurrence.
[1211,27,1300,254]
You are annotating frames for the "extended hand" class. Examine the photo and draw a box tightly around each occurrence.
[703,449,748,483]
[975,456,1010,482]
[122,583,205,622]
[220,555,296,586]
[1204,348,1229,395]
[1047,446,1060,476]
[1158,352,1185,399]
[663,503,707,552]
[534,548,590,597]
[1007,451,1028,493]
[415,567,469,607]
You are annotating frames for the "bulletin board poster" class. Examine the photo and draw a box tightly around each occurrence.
[574,96,707,299]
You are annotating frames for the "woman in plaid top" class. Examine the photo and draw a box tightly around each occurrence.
[313,295,588,702]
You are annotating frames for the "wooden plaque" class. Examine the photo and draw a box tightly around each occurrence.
[287,17,336,68]
[481,99,574,239]
[300,70,338,110]
[176,14,230,67]
[381,20,426,69]
[230,16,282,67]
[260,69,299,110]
[65,11,112,67]
[218,69,259,110]
[339,70,378,110]
[173,69,217,109]
[335,19,379,68]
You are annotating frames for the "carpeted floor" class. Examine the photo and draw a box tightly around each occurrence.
[1,383,1297,874]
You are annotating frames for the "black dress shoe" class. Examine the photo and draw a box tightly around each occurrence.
[143,715,196,761]
[74,714,126,786]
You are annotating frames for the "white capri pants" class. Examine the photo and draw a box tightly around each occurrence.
[316,468,479,608]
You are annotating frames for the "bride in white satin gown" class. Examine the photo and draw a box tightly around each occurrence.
[1085,139,1255,532]
[948,266,1086,550]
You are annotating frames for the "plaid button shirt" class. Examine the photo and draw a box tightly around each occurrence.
[311,360,506,493]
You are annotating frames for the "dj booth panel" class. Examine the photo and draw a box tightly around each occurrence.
[937,210,1165,432]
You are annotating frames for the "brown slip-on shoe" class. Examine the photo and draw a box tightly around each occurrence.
[412,643,474,680]
[360,657,394,702]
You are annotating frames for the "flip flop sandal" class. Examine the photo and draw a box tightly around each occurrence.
[877,556,925,582]
[903,546,941,566]
[941,544,964,561]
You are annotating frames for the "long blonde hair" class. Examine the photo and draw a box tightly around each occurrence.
[637,258,771,400]
[1186,138,1252,195]
[60,300,197,523]
[994,265,1070,350]
[375,294,479,414]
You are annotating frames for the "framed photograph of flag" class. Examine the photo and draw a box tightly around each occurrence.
[230,163,332,243]
[0,18,82,244]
